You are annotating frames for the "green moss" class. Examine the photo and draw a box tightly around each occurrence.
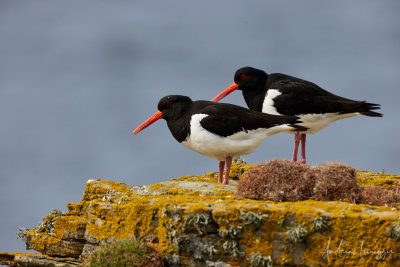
[82,239,163,267]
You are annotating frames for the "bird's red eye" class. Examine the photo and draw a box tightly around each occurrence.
[241,74,247,80]
[166,102,173,108]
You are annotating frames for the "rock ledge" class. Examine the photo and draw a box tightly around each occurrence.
[7,163,400,266]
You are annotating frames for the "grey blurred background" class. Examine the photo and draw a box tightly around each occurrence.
[0,1,399,253]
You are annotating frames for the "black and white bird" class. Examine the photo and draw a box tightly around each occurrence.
[212,67,382,164]
[133,95,307,184]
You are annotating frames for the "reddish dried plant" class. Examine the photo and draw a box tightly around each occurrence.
[235,159,311,202]
[236,160,400,207]
[311,162,360,203]
[359,185,400,207]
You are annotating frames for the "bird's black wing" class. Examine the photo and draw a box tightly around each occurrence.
[194,101,306,137]
[269,80,382,117]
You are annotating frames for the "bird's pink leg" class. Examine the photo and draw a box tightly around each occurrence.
[223,156,232,185]
[218,160,225,183]
[299,133,307,164]
[291,132,301,162]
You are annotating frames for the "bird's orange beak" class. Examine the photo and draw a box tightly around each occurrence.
[132,110,163,135]
[211,82,239,102]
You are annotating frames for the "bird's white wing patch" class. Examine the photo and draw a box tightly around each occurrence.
[262,89,282,115]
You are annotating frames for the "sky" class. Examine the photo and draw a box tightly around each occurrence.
[0,1,399,253]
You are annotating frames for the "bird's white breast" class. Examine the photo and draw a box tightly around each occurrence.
[181,113,294,161]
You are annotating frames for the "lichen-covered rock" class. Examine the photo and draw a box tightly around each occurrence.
[357,171,400,189]
[0,252,80,267]
[14,162,400,266]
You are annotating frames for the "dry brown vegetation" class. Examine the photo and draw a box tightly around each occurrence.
[236,160,400,207]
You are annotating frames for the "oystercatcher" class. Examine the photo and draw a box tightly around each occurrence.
[212,67,382,164]
[133,95,307,184]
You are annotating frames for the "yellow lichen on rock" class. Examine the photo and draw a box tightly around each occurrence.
[229,162,256,179]
[357,171,400,188]
[53,216,87,239]
[21,163,400,266]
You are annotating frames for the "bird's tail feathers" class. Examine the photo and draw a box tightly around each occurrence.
[360,102,382,117]
[360,111,382,117]
[340,101,383,117]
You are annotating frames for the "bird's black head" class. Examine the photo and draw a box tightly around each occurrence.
[132,95,193,135]
[233,67,268,92]
[210,66,268,103]
[157,95,193,122]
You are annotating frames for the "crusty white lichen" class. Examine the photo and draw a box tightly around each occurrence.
[286,222,308,243]
[248,252,273,267]
[311,216,329,232]
[390,220,400,240]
